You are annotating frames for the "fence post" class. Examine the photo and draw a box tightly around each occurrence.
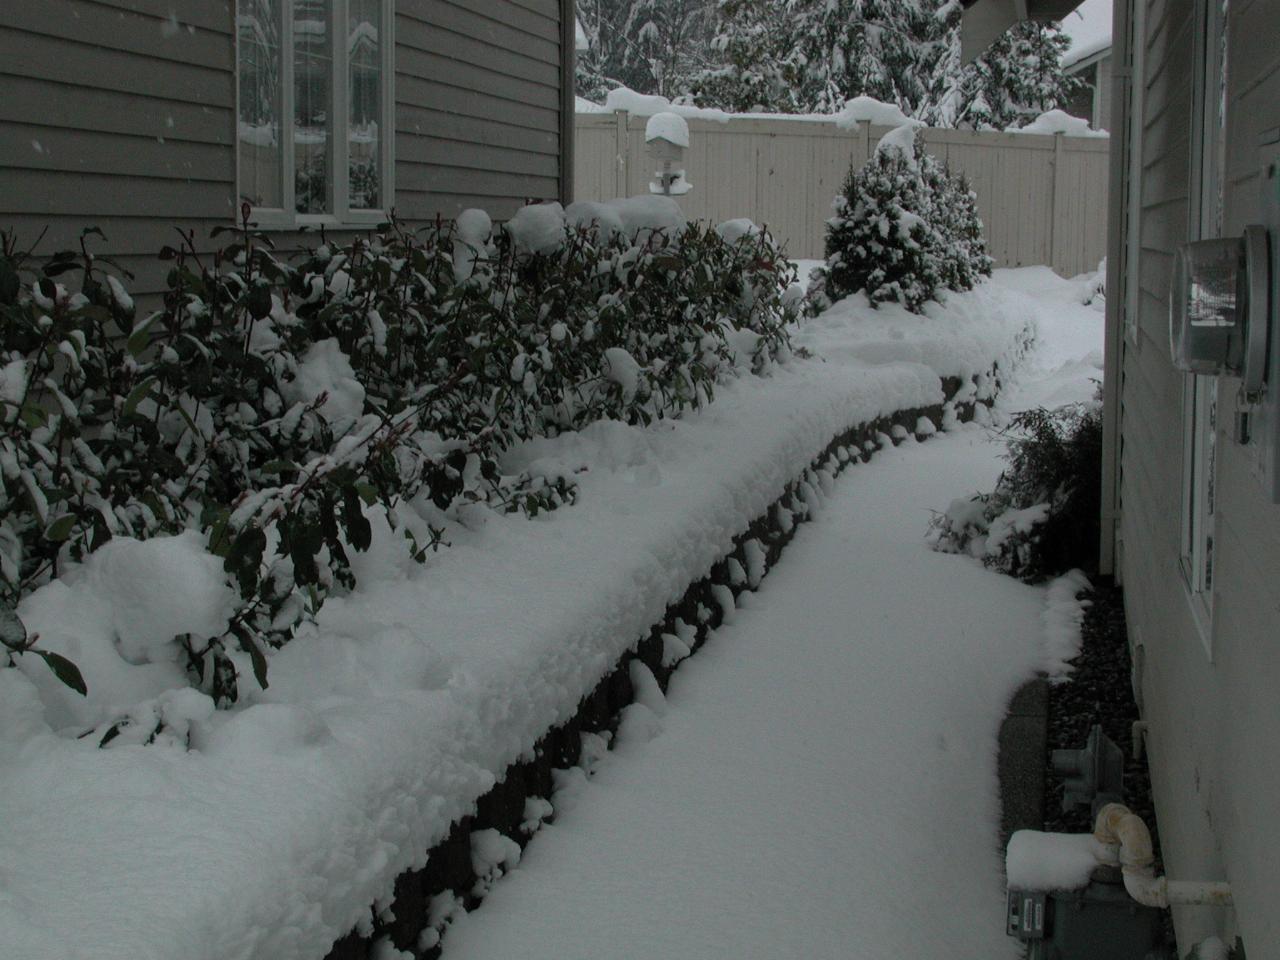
[613,110,630,199]
[1049,132,1066,274]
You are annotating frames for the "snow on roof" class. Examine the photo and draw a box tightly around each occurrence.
[645,112,689,148]
[1007,109,1109,138]
[1059,0,1111,68]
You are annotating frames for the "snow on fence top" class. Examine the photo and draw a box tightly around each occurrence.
[579,88,1108,140]
[1007,109,1109,138]
[577,87,922,130]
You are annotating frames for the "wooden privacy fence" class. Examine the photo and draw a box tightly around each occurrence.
[574,112,1110,278]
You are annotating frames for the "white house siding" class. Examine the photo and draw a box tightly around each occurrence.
[0,0,572,296]
[1112,0,1280,953]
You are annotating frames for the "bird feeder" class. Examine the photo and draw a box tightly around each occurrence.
[645,112,692,197]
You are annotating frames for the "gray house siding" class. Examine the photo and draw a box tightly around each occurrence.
[0,0,572,296]
[1108,0,1280,953]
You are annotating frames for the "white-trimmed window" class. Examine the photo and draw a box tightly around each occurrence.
[1181,0,1230,639]
[236,0,394,227]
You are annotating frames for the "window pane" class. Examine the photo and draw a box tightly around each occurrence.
[237,0,283,209]
[294,0,333,214]
[348,0,382,209]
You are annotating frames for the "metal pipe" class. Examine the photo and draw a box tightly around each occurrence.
[1092,803,1233,908]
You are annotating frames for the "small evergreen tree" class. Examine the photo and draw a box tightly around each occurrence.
[818,129,943,312]
[812,128,993,313]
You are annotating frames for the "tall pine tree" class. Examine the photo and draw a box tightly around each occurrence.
[683,0,1078,127]
[577,0,717,100]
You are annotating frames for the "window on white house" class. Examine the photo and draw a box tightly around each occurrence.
[1181,0,1230,639]
[236,0,393,226]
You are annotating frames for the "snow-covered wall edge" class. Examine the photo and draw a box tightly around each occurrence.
[322,342,1035,959]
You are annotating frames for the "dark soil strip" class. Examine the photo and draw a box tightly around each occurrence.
[1044,582,1161,870]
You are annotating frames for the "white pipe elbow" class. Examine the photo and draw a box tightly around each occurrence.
[1092,803,1233,908]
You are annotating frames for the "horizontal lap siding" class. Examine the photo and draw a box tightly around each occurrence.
[394,0,564,221]
[1118,7,1225,948]
[0,0,568,296]
[1210,0,1280,954]
[1119,0,1280,953]
[0,3,235,295]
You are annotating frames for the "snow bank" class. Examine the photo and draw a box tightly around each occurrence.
[1006,829,1110,891]
[0,277,1038,960]
[1042,570,1091,680]
[1008,109,1108,138]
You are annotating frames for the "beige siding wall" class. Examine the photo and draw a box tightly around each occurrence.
[394,0,564,219]
[1113,0,1280,953]
[0,0,238,294]
[575,112,1111,277]
[0,0,569,295]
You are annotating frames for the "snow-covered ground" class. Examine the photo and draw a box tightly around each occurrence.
[0,266,1098,960]
[439,268,1105,959]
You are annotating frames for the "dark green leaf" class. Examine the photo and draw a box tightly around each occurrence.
[234,628,270,690]
[0,258,19,305]
[245,282,272,320]
[342,486,373,552]
[224,527,267,594]
[44,514,77,543]
[37,650,87,696]
[0,606,26,649]
[123,377,155,417]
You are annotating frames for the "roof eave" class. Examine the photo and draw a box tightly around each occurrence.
[960,0,1089,63]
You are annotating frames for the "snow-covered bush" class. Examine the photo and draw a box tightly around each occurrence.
[923,161,993,293]
[930,397,1103,582]
[0,207,798,712]
[810,127,991,314]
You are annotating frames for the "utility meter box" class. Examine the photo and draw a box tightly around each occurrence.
[1170,129,1280,502]
[1007,872,1173,959]
[1252,130,1280,503]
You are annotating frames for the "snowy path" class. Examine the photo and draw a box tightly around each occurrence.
[440,268,1105,960]
[442,431,1039,959]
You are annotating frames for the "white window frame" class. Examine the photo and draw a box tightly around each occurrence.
[1181,0,1230,648]
[1122,0,1146,346]
[234,0,395,230]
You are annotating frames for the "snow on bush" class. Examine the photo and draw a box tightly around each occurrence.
[809,126,991,314]
[929,395,1102,582]
[0,206,798,714]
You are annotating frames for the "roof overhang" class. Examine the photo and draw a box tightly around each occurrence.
[960,0,1088,62]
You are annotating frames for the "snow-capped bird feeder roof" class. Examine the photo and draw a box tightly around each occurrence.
[645,112,690,149]
[960,0,1089,63]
